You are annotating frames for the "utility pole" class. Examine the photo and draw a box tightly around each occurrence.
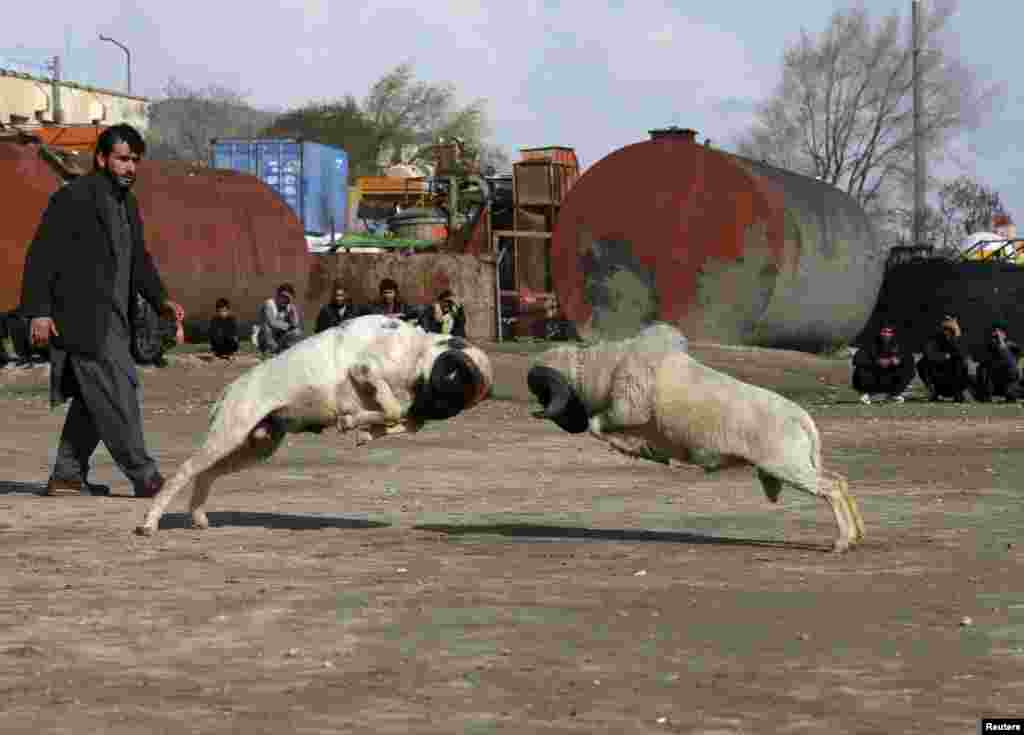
[912,0,925,247]
[99,34,131,95]
[47,55,63,123]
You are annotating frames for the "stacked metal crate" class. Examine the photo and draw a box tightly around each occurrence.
[511,147,580,295]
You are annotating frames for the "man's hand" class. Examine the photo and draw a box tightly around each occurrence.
[161,299,185,323]
[29,317,58,348]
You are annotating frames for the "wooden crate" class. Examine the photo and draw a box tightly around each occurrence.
[356,176,429,194]
[513,161,575,206]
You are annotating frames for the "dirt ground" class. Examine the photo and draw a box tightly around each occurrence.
[0,342,1021,734]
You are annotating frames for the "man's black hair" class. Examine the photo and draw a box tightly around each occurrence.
[93,124,146,170]
[215,298,230,310]
[379,278,399,294]
[277,283,296,297]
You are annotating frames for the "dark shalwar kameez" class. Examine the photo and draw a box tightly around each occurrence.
[49,192,158,489]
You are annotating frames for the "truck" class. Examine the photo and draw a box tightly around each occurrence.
[211,138,349,237]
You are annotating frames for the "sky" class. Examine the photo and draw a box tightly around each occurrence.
[3,0,1022,235]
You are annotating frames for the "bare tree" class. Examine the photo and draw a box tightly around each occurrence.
[938,176,1006,237]
[886,175,1007,253]
[362,63,508,172]
[147,78,277,162]
[735,1,1004,217]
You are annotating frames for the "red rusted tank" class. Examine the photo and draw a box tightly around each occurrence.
[0,138,314,339]
[132,161,313,332]
[551,127,887,349]
[0,139,63,313]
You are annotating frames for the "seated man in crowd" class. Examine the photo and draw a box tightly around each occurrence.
[208,297,240,360]
[419,289,467,337]
[530,298,580,342]
[852,322,914,404]
[315,279,363,334]
[367,278,418,321]
[257,283,303,357]
[917,314,970,402]
[973,320,1022,402]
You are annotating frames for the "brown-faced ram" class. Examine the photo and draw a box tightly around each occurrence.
[135,315,492,536]
[527,328,865,552]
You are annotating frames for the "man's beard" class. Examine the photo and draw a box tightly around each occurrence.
[105,168,135,191]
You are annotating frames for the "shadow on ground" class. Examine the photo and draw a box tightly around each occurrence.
[414,522,828,552]
[158,511,390,531]
[0,481,47,496]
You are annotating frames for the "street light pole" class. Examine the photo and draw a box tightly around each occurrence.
[98,34,131,95]
[911,0,924,248]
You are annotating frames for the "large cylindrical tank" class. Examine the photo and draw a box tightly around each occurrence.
[0,139,314,339]
[132,161,314,335]
[551,128,887,348]
[0,140,63,313]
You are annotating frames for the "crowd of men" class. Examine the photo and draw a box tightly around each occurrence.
[204,277,588,362]
[853,315,1022,404]
[206,277,471,361]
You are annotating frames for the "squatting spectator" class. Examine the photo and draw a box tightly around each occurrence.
[973,320,1022,402]
[315,279,363,333]
[420,289,466,337]
[917,315,970,402]
[208,298,240,360]
[851,322,914,404]
[367,278,416,321]
[257,283,303,356]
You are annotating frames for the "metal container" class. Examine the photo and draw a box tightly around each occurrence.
[387,207,450,242]
[859,259,1024,356]
[520,146,580,170]
[211,138,349,237]
[550,128,886,348]
[132,161,314,334]
[387,207,467,245]
[0,139,63,313]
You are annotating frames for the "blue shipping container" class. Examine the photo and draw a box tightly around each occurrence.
[211,138,348,236]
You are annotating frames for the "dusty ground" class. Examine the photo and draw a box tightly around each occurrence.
[0,342,1021,734]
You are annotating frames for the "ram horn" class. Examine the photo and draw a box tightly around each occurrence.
[527,365,571,418]
[421,349,483,419]
[527,365,590,433]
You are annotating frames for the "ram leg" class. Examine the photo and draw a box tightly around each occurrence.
[349,364,404,423]
[825,469,864,542]
[188,472,214,529]
[757,468,784,503]
[783,474,855,553]
[135,418,286,536]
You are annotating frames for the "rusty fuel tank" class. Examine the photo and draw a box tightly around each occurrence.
[0,138,314,335]
[0,138,64,313]
[132,161,314,333]
[551,127,887,349]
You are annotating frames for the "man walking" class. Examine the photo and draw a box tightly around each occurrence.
[20,124,184,498]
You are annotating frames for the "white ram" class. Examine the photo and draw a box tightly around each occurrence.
[135,314,492,536]
[527,334,865,552]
